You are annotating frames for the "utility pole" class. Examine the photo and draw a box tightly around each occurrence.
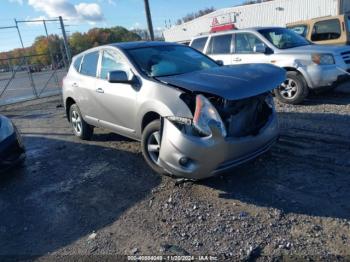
[143,0,154,40]
[59,16,72,64]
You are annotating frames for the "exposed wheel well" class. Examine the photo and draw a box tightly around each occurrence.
[283,67,309,88]
[283,67,298,72]
[65,97,76,122]
[142,112,160,133]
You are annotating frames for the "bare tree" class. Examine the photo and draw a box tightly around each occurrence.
[176,7,216,25]
[242,0,274,5]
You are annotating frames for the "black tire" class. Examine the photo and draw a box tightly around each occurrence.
[274,71,309,105]
[141,120,166,175]
[69,104,93,140]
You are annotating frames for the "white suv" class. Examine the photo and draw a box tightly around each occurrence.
[190,27,350,104]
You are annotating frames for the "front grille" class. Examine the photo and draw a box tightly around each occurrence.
[210,93,272,138]
[341,50,350,64]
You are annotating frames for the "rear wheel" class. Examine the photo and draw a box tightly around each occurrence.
[141,120,165,175]
[69,104,93,140]
[275,71,309,105]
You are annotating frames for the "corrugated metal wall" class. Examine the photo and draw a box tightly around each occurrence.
[164,0,341,42]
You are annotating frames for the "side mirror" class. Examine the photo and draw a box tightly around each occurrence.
[107,70,133,84]
[216,60,224,66]
[253,43,267,54]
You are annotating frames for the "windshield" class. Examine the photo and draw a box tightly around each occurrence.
[258,28,310,49]
[126,45,219,77]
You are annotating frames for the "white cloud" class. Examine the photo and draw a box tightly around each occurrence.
[9,0,23,4]
[97,0,116,6]
[129,22,141,30]
[75,3,104,22]
[27,0,104,23]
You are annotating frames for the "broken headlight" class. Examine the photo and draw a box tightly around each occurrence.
[193,94,227,137]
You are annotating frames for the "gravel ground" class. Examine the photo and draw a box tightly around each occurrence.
[0,90,349,261]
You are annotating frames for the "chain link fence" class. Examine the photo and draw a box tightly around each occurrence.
[0,18,70,106]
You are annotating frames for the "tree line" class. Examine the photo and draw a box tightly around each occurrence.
[0,26,142,70]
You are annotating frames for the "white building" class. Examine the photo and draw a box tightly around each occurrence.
[163,0,350,43]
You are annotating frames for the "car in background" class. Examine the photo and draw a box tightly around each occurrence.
[63,42,285,180]
[287,15,350,46]
[0,115,25,172]
[190,27,350,104]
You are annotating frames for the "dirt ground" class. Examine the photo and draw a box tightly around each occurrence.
[0,90,350,261]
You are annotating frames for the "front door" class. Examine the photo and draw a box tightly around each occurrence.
[232,32,269,64]
[94,49,137,137]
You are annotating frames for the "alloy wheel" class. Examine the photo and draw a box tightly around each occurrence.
[71,110,82,135]
[146,131,161,165]
[279,78,298,99]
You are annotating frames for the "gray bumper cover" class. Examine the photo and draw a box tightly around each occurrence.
[158,114,279,180]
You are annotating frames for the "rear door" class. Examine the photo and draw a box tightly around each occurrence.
[205,33,233,65]
[232,32,269,64]
[77,51,100,125]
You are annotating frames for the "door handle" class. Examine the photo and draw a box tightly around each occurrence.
[72,82,78,88]
[96,88,104,93]
[233,58,242,62]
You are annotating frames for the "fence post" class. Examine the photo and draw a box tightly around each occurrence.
[59,16,71,64]
[14,18,38,98]
[43,20,60,88]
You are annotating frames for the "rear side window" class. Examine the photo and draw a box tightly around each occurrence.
[289,25,308,37]
[73,56,82,72]
[207,34,232,54]
[80,51,99,77]
[191,37,208,52]
[311,19,341,41]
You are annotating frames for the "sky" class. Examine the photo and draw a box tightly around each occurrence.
[0,0,244,51]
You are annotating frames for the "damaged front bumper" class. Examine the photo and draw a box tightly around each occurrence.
[158,113,279,180]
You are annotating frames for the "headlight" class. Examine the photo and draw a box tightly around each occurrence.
[311,54,335,65]
[0,116,14,141]
[193,95,226,137]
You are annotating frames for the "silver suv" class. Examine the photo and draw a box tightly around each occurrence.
[63,42,285,180]
[190,27,350,104]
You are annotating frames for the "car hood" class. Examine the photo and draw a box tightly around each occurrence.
[286,44,350,55]
[157,64,286,100]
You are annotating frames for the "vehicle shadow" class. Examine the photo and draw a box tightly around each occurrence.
[303,90,350,106]
[201,111,350,220]
[0,136,160,256]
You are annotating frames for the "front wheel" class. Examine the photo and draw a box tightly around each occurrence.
[274,71,309,105]
[141,120,166,175]
[69,104,94,140]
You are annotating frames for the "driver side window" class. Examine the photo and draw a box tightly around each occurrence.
[234,33,264,54]
[100,50,130,80]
